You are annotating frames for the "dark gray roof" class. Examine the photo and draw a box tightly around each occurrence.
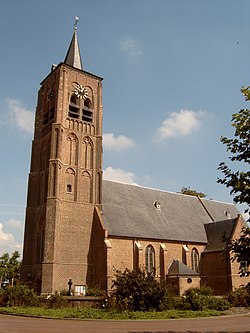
[167,260,199,276]
[200,198,239,222]
[64,29,83,70]
[204,219,236,252]
[102,181,239,243]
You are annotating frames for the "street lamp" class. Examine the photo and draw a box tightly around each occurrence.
[67,279,73,296]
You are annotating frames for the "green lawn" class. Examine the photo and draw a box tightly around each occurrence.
[0,307,226,320]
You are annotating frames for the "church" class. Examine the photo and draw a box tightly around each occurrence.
[21,25,249,296]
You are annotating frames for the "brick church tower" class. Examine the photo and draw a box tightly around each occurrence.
[22,23,104,294]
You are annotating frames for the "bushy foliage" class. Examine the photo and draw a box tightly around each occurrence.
[218,88,250,215]
[218,88,250,275]
[111,268,174,311]
[187,286,214,296]
[45,293,68,309]
[180,187,206,198]
[227,283,250,307]
[111,270,229,312]
[86,286,106,297]
[0,284,38,307]
[58,289,69,296]
[226,227,250,276]
[181,288,229,311]
[0,251,21,287]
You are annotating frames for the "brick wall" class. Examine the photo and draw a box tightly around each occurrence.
[105,236,205,294]
[22,63,104,294]
[230,217,250,290]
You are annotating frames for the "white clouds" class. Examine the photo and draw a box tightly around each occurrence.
[119,38,143,59]
[103,133,136,151]
[5,218,23,229]
[156,109,205,142]
[6,98,34,135]
[0,223,22,255]
[103,167,137,184]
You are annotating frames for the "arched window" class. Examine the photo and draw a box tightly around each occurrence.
[68,94,80,119]
[84,98,92,109]
[82,98,93,122]
[66,133,78,165]
[145,245,155,274]
[191,248,199,273]
[69,85,93,123]
[43,88,55,125]
[65,168,75,200]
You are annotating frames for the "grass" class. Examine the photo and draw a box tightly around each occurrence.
[0,307,226,320]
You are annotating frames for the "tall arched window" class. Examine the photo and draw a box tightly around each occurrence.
[82,98,93,122]
[145,245,155,274]
[43,88,55,125]
[82,136,93,169]
[66,133,78,165]
[68,85,93,123]
[191,248,199,273]
[68,94,80,119]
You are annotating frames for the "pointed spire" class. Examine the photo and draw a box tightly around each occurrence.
[64,17,83,70]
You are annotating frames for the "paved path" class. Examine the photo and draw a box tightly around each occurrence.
[0,313,250,333]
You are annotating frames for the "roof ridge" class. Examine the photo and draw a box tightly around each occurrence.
[103,179,199,198]
[201,197,235,206]
[205,218,237,226]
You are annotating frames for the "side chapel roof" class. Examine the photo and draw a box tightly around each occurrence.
[102,180,240,244]
[204,218,237,252]
[167,260,199,276]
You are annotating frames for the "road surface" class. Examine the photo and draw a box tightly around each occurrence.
[0,313,250,333]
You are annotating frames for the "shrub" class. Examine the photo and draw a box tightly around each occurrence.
[227,283,250,307]
[58,289,69,296]
[86,286,106,297]
[0,284,38,307]
[209,297,230,311]
[198,286,214,296]
[245,282,250,297]
[185,287,214,296]
[181,288,229,311]
[111,268,174,311]
[45,293,68,309]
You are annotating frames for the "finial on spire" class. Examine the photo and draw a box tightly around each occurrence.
[74,17,79,30]
[64,17,83,70]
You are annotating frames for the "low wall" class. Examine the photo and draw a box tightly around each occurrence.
[65,296,106,308]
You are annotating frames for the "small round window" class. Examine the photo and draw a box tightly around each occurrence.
[154,201,161,210]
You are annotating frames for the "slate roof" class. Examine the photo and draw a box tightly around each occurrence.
[102,180,240,244]
[167,260,199,276]
[200,198,240,223]
[204,219,237,252]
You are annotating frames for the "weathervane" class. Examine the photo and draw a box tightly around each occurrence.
[74,16,79,30]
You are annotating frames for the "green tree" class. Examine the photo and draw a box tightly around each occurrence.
[217,86,250,216]
[112,268,173,311]
[0,284,39,307]
[180,187,206,198]
[0,253,9,287]
[226,227,250,276]
[218,86,250,276]
[0,251,21,287]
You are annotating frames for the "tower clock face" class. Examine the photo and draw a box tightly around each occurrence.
[74,84,88,99]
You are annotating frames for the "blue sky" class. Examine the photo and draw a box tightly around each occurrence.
[0,0,249,255]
